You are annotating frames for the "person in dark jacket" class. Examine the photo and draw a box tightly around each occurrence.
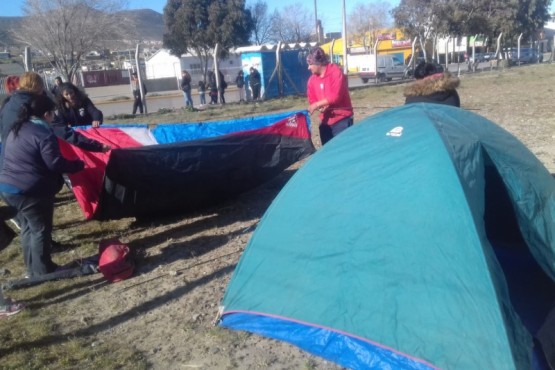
[0,76,25,316]
[54,82,103,127]
[208,71,218,105]
[217,69,227,104]
[235,70,245,102]
[0,73,108,250]
[403,61,461,107]
[197,80,206,106]
[180,70,193,107]
[50,76,62,98]
[249,67,261,101]
[0,94,85,277]
[1,74,109,153]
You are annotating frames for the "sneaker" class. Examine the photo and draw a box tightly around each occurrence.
[8,218,20,231]
[63,175,73,191]
[0,299,25,317]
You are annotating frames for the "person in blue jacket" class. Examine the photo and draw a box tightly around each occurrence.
[54,82,103,127]
[0,94,85,277]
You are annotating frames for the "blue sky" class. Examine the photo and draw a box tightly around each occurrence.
[3,0,552,35]
[1,0,355,32]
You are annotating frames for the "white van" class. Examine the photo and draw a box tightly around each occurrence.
[358,55,407,83]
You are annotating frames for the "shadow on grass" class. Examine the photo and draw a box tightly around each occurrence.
[126,168,298,274]
[2,263,235,357]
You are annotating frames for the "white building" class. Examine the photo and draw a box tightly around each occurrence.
[144,48,242,82]
[144,49,182,79]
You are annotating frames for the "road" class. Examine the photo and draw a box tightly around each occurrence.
[88,61,502,117]
[90,74,371,117]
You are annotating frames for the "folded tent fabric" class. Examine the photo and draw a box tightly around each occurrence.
[58,125,157,218]
[58,111,314,220]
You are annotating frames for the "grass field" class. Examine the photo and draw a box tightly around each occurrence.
[1,62,554,369]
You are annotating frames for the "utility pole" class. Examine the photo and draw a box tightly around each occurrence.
[314,0,319,43]
[135,44,147,114]
[342,0,348,75]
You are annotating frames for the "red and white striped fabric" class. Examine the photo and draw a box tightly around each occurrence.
[58,127,158,219]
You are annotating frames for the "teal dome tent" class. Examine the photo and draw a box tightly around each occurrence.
[218,104,555,369]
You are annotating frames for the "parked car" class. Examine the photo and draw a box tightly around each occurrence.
[358,55,407,83]
[509,48,543,65]
[468,52,495,63]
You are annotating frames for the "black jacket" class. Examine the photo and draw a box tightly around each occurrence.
[181,73,192,92]
[249,69,261,87]
[0,91,36,142]
[54,97,103,127]
[0,91,104,152]
[404,72,461,107]
[0,119,84,196]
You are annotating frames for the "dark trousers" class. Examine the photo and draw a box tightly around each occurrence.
[2,192,57,277]
[251,85,261,100]
[319,116,354,146]
[132,95,143,114]
[210,90,218,104]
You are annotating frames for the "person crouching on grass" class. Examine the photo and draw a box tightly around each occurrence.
[0,94,85,278]
[306,46,354,146]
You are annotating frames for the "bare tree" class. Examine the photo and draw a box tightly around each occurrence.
[14,0,131,82]
[271,3,313,43]
[348,1,393,48]
[394,0,549,55]
[392,0,439,59]
[250,0,274,45]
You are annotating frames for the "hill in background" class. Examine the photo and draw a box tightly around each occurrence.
[0,8,165,48]
[120,9,166,42]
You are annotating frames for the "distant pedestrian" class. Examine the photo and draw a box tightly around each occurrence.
[249,67,261,101]
[235,70,245,102]
[180,70,193,108]
[130,72,147,115]
[198,80,206,105]
[218,70,227,105]
[50,76,62,98]
[208,71,218,104]
[244,73,251,101]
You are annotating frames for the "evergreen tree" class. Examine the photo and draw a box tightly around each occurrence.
[163,0,253,78]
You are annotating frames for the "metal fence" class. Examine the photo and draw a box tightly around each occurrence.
[0,65,242,103]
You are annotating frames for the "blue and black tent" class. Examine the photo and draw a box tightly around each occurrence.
[219,104,555,369]
[59,110,314,220]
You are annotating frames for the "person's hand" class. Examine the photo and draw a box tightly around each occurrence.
[309,102,327,115]
[308,102,319,115]
[101,144,111,153]
[91,121,101,128]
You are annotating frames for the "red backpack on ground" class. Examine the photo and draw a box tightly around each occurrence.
[98,239,134,282]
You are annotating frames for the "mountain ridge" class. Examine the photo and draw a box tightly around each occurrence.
[0,8,165,47]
